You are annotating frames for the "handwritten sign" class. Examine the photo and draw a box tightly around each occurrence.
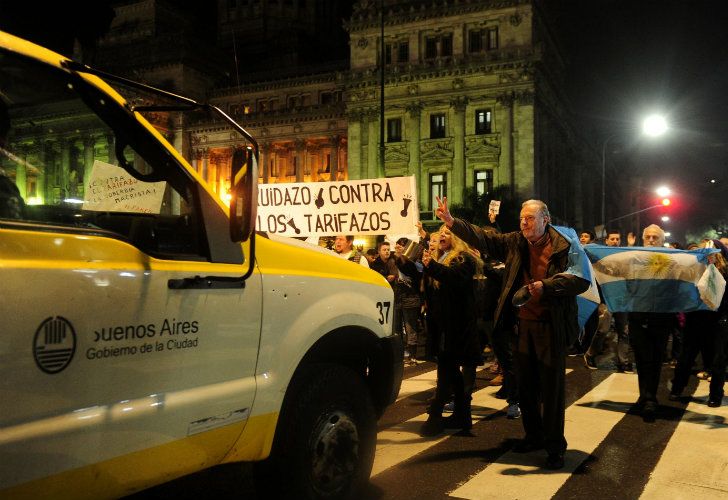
[489,200,501,215]
[83,160,166,213]
[256,176,418,237]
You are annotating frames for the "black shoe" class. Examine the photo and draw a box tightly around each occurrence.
[512,439,544,453]
[642,402,657,423]
[623,363,634,373]
[668,392,681,402]
[707,396,722,408]
[494,387,508,399]
[583,354,598,370]
[443,412,472,430]
[567,346,583,357]
[545,453,565,470]
[419,415,444,437]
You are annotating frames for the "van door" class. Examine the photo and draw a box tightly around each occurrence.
[0,52,262,491]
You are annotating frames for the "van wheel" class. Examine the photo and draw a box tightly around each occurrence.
[255,363,376,499]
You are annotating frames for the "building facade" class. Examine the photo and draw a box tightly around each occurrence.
[346,0,592,224]
[3,0,598,230]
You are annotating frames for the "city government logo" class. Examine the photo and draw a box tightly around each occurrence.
[33,316,77,374]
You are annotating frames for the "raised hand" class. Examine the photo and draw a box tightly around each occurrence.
[416,221,426,240]
[434,196,454,226]
[627,232,636,247]
[422,249,432,267]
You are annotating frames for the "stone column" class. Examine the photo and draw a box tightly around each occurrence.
[294,139,305,182]
[497,93,516,199]
[367,110,379,179]
[14,145,27,198]
[37,141,49,203]
[191,148,199,172]
[346,110,363,180]
[200,148,209,183]
[83,136,96,195]
[60,139,71,199]
[260,143,270,184]
[406,102,424,210]
[451,97,467,205]
[329,135,340,181]
[106,134,115,163]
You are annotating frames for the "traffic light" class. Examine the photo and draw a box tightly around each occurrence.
[661,197,671,207]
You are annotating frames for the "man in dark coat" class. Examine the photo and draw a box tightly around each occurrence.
[435,196,589,470]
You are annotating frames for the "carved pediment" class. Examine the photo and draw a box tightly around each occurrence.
[465,136,501,159]
[421,138,453,161]
[385,143,409,163]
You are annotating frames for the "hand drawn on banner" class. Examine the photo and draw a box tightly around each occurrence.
[256,176,418,237]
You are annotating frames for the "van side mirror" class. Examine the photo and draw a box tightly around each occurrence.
[229,146,258,242]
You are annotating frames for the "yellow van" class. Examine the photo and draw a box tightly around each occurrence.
[0,30,401,499]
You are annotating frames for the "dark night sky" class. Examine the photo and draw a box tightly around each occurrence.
[553,0,728,238]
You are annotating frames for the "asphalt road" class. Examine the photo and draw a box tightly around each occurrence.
[128,353,728,499]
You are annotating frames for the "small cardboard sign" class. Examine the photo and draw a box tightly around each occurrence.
[489,200,501,214]
[83,160,166,213]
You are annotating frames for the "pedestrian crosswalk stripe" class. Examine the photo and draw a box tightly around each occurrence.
[374,368,574,477]
[640,380,728,499]
[396,369,439,402]
[449,373,638,499]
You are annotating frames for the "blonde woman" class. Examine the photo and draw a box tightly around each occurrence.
[419,225,482,436]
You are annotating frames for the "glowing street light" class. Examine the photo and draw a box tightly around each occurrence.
[656,186,671,197]
[661,215,670,222]
[601,114,669,230]
[642,114,668,137]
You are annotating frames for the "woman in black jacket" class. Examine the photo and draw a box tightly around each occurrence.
[419,225,482,436]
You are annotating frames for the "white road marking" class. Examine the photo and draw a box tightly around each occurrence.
[449,373,637,499]
[375,368,574,477]
[640,380,728,499]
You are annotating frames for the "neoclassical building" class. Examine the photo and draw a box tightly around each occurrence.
[4,0,597,229]
[346,0,592,223]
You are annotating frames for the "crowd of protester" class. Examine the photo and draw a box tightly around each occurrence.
[329,199,727,470]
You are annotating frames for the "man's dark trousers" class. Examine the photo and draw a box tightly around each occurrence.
[515,319,567,455]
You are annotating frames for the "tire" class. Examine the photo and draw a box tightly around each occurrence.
[255,363,377,499]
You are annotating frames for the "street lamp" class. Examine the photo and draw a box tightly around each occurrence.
[600,114,668,232]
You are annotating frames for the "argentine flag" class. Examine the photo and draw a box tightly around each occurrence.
[583,245,725,313]
[551,226,600,328]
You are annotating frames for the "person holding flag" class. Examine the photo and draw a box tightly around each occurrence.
[435,197,590,470]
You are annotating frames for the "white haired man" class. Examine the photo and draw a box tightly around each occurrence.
[435,196,589,470]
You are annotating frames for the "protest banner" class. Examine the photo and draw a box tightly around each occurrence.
[83,160,166,213]
[256,176,418,237]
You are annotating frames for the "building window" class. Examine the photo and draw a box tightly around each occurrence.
[430,113,446,139]
[398,42,409,63]
[468,27,498,53]
[424,34,453,60]
[387,118,402,142]
[385,41,409,65]
[425,37,437,60]
[441,34,452,57]
[430,173,447,211]
[287,95,299,109]
[475,169,493,196]
[488,27,499,50]
[475,109,492,134]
